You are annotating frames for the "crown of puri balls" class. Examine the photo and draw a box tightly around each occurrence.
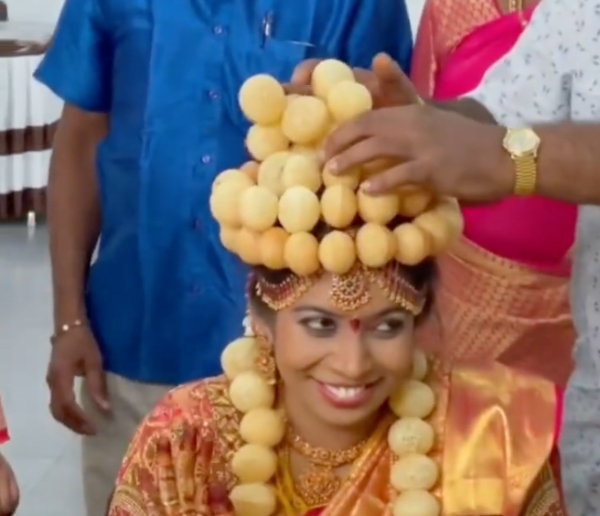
[209,59,464,277]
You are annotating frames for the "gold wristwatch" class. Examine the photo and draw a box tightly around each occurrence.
[502,128,541,196]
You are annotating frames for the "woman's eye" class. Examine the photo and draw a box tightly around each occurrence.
[302,317,336,332]
[374,319,405,334]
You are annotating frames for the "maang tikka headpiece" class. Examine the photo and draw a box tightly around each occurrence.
[252,259,426,315]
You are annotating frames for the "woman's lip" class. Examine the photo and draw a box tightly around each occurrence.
[316,380,376,409]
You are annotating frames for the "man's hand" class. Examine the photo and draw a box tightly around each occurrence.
[46,326,110,435]
[322,104,513,202]
[0,453,18,515]
[288,53,421,108]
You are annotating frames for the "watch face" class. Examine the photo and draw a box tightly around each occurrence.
[505,129,540,156]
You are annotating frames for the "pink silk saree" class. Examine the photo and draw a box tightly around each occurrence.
[414,1,577,274]
[0,398,8,444]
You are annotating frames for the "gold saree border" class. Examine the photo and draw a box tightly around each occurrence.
[442,363,556,516]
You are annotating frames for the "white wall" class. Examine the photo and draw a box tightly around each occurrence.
[8,0,426,29]
[5,0,64,24]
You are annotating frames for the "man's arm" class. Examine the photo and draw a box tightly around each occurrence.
[48,107,107,327]
[34,0,111,329]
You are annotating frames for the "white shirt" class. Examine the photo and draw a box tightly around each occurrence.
[468,1,600,513]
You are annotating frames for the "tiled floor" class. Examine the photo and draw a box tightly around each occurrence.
[0,222,85,515]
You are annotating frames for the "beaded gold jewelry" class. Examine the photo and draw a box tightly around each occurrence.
[255,260,426,315]
[283,428,368,507]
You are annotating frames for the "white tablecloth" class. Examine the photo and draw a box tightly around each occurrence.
[0,22,62,196]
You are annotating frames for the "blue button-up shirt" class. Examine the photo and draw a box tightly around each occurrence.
[35,0,413,386]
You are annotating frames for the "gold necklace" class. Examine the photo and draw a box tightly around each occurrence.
[283,428,367,507]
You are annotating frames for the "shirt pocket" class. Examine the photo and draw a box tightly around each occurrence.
[224,34,336,131]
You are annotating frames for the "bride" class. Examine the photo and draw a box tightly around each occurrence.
[107,66,563,516]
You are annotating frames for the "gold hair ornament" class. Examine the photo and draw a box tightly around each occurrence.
[255,260,426,315]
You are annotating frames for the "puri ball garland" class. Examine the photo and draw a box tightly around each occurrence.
[210,59,463,276]
[222,316,441,516]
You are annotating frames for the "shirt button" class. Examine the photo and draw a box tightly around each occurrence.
[193,218,202,230]
[191,284,201,294]
[213,25,224,35]
[208,90,220,100]
[202,155,212,164]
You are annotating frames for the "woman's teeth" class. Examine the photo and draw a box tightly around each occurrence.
[323,384,366,400]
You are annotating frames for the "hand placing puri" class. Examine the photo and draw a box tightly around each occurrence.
[321,103,513,202]
[288,53,422,109]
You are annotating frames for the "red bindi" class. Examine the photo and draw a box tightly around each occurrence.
[349,318,361,332]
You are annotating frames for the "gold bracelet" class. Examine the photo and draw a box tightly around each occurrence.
[50,318,88,345]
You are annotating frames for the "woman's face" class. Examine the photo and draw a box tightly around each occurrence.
[265,274,415,431]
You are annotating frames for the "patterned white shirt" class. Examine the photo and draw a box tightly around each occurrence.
[468,0,600,513]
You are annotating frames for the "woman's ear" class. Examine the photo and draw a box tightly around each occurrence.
[249,305,275,344]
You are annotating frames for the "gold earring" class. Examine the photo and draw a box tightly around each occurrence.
[254,333,277,385]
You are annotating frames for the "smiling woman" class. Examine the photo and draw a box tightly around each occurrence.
[107,69,564,516]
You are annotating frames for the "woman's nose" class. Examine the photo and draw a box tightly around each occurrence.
[330,336,372,380]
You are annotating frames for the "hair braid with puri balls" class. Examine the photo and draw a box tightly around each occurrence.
[212,59,464,516]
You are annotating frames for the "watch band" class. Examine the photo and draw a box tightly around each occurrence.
[513,154,537,196]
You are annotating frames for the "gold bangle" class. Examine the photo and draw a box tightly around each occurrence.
[50,318,88,345]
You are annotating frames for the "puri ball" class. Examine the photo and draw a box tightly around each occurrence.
[393,223,431,265]
[239,74,286,125]
[388,418,435,456]
[291,144,318,159]
[230,483,277,516]
[219,226,239,252]
[322,164,360,189]
[246,125,289,161]
[390,454,440,491]
[281,96,330,144]
[284,232,320,275]
[355,224,395,268]
[357,189,399,225]
[240,408,285,447]
[212,169,254,191]
[389,380,436,419]
[209,181,249,227]
[229,371,275,412]
[281,154,322,192]
[239,186,279,232]
[236,228,262,265]
[259,227,289,270]
[241,161,260,182]
[220,337,259,380]
[319,231,356,274]
[411,348,429,380]
[413,211,453,254]
[257,151,290,196]
[231,444,278,484]
[278,186,321,233]
[431,197,464,238]
[392,490,441,516]
[399,189,433,217]
[320,185,357,229]
[311,59,355,99]
[327,81,373,123]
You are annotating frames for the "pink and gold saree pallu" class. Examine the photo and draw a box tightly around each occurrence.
[417,238,575,386]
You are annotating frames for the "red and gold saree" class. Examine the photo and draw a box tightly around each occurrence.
[108,363,564,515]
